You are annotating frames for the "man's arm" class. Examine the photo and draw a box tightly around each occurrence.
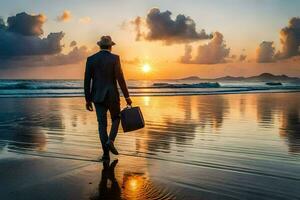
[84,58,93,111]
[114,56,132,105]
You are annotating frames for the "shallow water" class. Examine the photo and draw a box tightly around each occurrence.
[0,93,300,199]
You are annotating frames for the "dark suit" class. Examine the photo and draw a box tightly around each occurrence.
[84,50,129,155]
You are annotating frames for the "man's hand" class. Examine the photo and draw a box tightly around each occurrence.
[86,101,93,111]
[125,97,132,106]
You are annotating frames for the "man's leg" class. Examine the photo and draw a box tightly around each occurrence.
[108,102,121,142]
[104,102,121,155]
[94,103,109,156]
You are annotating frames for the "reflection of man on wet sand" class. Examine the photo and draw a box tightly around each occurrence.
[90,159,121,200]
[89,159,175,200]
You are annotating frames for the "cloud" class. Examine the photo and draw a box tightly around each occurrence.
[256,41,275,63]
[133,8,212,44]
[180,44,193,63]
[278,17,300,59]
[0,12,64,57]
[133,16,143,41]
[0,45,91,68]
[0,12,91,68]
[0,30,64,56]
[181,32,230,64]
[7,12,46,36]
[255,17,300,63]
[57,10,72,22]
[79,17,91,24]
[70,40,77,47]
[239,54,247,62]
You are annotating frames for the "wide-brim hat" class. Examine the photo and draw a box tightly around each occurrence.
[97,35,116,46]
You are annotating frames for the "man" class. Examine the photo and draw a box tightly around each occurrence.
[84,35,132,160]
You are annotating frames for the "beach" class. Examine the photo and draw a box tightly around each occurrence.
[0,93,300,199]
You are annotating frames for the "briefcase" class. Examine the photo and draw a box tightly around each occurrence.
[120,106,145,132]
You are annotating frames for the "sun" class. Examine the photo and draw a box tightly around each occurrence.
[142,64,151,73]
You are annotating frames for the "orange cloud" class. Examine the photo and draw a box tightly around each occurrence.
[57,10,72,22]
[181,32,230,64]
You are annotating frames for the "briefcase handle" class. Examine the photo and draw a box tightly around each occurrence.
[125,104,132,109]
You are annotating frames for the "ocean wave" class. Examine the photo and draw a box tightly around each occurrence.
[1,88,300,98]
[0,81,82,90]
[0,81,221,90]
[2,80,300,90]
[1,80,300,97]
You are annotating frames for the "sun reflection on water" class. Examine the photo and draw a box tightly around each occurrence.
[142,96,150,106]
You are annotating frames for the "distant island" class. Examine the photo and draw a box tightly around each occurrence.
[179,73,300,82]
[180,76,202,81]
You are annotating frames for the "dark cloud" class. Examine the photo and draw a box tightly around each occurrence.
[256,41,275,63]
[181,32,230,64]
[0,12,64,57]
[0,12,90,68]
[133,8,212,44]
[70,40,77,47]
[0,30,64,56]
[50,45,89,66]
[7,12,46,36]
[278,17,300,59]
[0,45,90,68]
[256,17,300,63]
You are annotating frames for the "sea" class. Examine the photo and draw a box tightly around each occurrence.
[1,79,300,97]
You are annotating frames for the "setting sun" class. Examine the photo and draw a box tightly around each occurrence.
[142,64,151,73]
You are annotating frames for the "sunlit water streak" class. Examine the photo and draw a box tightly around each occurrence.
[0,93,300,199]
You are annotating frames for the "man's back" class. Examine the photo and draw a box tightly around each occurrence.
[84,50,129,103]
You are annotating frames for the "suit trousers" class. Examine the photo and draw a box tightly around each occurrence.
[94,99,120,155]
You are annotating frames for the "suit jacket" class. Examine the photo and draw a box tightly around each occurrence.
[84,50,129,103]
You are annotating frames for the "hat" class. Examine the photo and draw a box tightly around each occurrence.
[97,35,116,46]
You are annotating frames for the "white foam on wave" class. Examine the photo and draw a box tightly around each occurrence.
[1,80,300,97]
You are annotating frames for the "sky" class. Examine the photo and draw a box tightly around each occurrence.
[0,0,300,79]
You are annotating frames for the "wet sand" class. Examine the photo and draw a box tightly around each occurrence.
[0,93,300,199]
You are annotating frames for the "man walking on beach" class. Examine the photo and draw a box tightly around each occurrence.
[84,36,132,160]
